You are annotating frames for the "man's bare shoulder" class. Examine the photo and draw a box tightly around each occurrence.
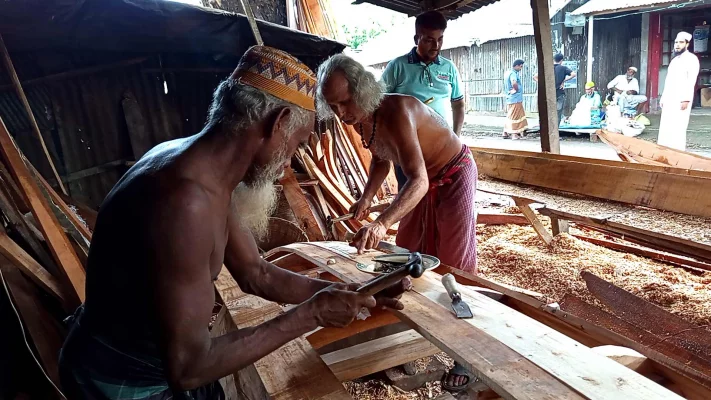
[382,93,425,113]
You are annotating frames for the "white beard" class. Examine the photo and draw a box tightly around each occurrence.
[231,144,288,241]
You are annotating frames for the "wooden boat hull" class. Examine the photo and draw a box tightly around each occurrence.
[597,129,711,172]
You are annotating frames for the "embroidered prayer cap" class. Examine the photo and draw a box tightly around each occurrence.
[676,31,692,42]
[628,66,638,73]
[231,46,316,112]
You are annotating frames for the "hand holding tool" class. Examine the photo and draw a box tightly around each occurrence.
[442,273,473,319]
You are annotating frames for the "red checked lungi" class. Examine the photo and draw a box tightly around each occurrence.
[395,145,478,273]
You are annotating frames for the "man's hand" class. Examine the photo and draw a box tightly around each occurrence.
[559,82,564,90]
[681,101,690,110]
[374,277,412,310]
[615,88,623,94]
[306,284,376,328]
[350,221,387,254]
[350,197,373,221]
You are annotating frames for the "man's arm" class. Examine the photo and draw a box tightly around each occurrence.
[358,154,393,208]
[564,70,576,82]
[450,65,465,135]
[451,100,465,136]
[224,211,335,305]
[150,185,318,390]
[607,76,619,89]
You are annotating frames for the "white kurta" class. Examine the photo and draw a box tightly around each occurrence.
[658,51,700,150]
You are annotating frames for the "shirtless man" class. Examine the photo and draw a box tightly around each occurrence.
[316,54,477,392]
[58,46,408,400]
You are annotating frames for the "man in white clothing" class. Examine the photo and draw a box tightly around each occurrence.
[607,66,647,116]
[658,31,700,151]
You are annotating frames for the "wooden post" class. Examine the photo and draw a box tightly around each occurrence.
[239,0,264,46]
[0,34,68,195]
[586,16,594,84]
[531,0,560,154]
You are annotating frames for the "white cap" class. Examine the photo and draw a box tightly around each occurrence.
[676,31,692,42]
[628,66,638,72]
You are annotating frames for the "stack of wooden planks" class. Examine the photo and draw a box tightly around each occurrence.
[0,116,97,398]
[279,121,398,243]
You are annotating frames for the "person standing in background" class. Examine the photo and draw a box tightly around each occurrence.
[380,10,465,189]
[503,59,527,139]
[534,53,576,124]
[658,31,700,150]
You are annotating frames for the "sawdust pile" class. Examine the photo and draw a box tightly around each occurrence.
[345,380,444,400]
[477,223,711,325]
[346,353,454,400]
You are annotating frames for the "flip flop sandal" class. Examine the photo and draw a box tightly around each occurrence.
[441,362,475,393]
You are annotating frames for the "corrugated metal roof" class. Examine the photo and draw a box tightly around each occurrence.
[571,0,694,15]
[354,0,500,19]
[354,0,570,66]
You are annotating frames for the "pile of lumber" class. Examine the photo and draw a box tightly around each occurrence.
[278,120,398,243]
[0,117,95,398]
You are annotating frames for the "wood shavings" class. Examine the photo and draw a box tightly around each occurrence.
[477,222,711,326]
[345,380,444,400]
[609,208,711,245]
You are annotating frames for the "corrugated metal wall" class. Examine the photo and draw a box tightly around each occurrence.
[0,51,235,208]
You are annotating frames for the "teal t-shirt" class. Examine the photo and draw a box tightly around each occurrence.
[380,48,464,127]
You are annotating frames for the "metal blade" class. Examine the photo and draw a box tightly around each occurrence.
[451,298,473,319]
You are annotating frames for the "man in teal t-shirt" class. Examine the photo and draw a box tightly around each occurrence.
[380,11,465,189]
[379,10,473,393]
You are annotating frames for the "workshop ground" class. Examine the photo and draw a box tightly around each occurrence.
[461,109,711,159]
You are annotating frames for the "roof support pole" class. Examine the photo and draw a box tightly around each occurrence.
[531,0,560,154]
[586,16,594,87]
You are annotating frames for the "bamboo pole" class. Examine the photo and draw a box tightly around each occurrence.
[0,34,68,195]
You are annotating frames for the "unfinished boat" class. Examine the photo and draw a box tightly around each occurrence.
[596,129,711,172]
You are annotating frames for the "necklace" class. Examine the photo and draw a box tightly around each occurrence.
[359,110,377,149]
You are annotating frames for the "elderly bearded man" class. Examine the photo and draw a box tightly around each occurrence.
[58,46,408,400]
[317,54,478,392]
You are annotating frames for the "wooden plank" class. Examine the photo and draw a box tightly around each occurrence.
[0,170,57,274]
[214,268,350,399]
[531,0,559,153]
[27,161,92,241]
[597,130,711,173]
[321,330,440,381]
[0,259,65,394]
[0,229,65,302]
[0,117,84,305]
[470,146,711,178]
[475,150,711,218]
[573,234,711,272]
[266,243,583,400]
[477,212,529,225]
[278,167,325,241]
[57,193,97,231]
[307,308,401,350]
[333,128,365,195]
[513,198,553,245]
[412,273,683,400]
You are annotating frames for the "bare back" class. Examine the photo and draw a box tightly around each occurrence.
[83,136,229,347]
[371,94,463,178]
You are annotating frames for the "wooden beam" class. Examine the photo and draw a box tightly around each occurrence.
[321,330,440,381]
[0,117,84,305]
[279,167,326,241]
[531,0,560,153]
[573,234,711,272]
[0,229,65,302]
[470,146,711,178]
[513,198,553,245]
[476,150,711,218]
[214,267,350,399]
[477,212,529,225]
[0,34,67,195]
[27,161,92,241]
